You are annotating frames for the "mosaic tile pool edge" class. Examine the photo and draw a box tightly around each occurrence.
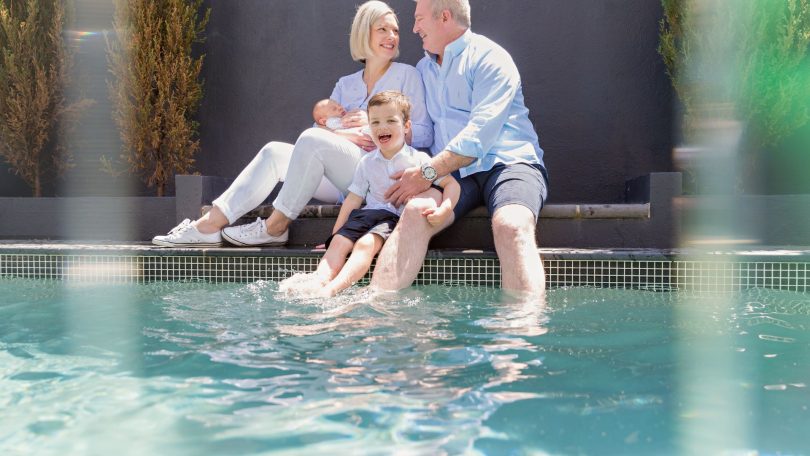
[1,253,807,292]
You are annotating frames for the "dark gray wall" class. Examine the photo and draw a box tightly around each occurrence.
[196,0,674,203]
[0,0,674,202]
[0,163,29,197]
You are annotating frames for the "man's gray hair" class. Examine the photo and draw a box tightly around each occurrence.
[424,0,471,28]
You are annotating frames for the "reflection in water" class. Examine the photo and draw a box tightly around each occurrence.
[148,283,548,453]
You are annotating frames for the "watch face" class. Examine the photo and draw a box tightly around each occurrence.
[422,165,437,181]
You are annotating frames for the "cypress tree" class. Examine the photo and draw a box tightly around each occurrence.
[107,0,210,196]
[0,0,91,196]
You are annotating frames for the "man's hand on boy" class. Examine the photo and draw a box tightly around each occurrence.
[386,167,432,206]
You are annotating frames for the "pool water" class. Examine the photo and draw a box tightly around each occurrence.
[1,279,808,455]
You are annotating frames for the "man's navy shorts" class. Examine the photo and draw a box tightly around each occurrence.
[325,208,399,248]
[452,163,549,221]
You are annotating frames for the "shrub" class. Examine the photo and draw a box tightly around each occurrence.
[659,0,810,191]
[0,0,91,196]
[106,0,209,196]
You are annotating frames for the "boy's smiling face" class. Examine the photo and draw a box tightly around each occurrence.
[368,103,410,156]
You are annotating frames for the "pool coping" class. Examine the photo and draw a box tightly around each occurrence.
[1,241,810,262]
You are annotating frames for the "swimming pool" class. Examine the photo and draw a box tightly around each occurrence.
[2,278,808,454]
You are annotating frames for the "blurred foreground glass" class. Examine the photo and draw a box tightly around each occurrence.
[663,0,810,452]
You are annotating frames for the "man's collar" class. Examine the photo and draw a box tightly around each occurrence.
[444,29,472,58]
[425,28,472,63]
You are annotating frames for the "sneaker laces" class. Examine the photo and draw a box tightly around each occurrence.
[168,219,193,237]
[239,218,267,237]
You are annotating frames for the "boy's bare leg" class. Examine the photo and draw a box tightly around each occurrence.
[321,233,383,297]
[312,235,355,283]
[280,235,353,293]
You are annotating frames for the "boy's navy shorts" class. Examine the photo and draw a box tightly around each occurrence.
[325,208,399,248]
[452,163,549,221]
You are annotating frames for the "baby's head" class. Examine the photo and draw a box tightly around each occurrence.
[367,90,411,154]
[313,99,347,126]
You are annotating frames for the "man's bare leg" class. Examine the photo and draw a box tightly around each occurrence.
[371,192,449,291]
[491,204,545,293]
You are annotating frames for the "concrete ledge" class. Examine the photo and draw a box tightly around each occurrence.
[0,197,175,241]
[207,202,651,220]
[178,172,683,249]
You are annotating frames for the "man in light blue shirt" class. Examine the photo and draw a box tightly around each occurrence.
[371,0,549,294]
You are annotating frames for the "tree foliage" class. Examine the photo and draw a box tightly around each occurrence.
[659,0,810,146]
[0,0,91,196]
[106,0,209,196]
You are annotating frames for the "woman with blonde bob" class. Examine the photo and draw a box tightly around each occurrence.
[153,1,432,247]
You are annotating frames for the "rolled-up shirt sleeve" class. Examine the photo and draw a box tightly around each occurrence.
[401,69,433,150]
[445,49,519,159]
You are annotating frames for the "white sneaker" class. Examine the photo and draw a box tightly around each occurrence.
[152,219,223,247]
[221,218,289,246]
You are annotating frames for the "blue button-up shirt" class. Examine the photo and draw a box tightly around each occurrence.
[329,62,433,150]
[416,30,545,178]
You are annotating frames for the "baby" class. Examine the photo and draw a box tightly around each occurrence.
[312,99,348,131]
[283,91,459,297]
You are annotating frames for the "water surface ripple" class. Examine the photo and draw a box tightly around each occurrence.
[1,279,808,455]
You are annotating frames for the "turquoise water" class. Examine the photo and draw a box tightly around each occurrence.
[1,279,808,455]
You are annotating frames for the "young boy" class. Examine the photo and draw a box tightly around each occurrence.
[282,91,459,297]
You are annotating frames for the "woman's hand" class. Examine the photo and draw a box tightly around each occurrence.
[341,109,368,129]
[335,129,375,152]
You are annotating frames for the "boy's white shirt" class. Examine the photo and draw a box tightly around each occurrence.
[348,144,442,216]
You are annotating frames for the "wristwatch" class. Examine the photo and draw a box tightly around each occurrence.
[420,163,438,182]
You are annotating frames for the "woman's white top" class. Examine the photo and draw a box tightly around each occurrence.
[329,62,433,150]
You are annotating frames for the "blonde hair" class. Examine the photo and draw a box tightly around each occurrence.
[368,90,411,123]
[350,1,399,63]
[424,0,471,28]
